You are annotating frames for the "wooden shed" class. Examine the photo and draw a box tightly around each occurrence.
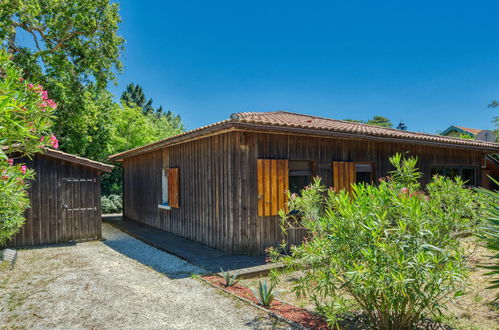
[7,148,113,247]
[110,111,499,255]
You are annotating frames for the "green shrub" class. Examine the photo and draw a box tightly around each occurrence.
[251,280,275,307]
[475,178,499,300]
[270,154,482,329]
[101,194,122,213]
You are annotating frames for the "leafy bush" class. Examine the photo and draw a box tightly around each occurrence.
[270,154,483,329]
[220,268,238,287]
[101,194,122,214]
[0,50,57,246]
[251,280,275,307]
[475,178,499,300]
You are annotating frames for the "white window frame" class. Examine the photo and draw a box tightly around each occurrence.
[158,168,171,210]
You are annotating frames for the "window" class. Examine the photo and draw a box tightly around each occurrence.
[355,163,374,184]
[159,168,180,209]
[332,162,374,192]
[431,166,476,186]
[289,160,315,194]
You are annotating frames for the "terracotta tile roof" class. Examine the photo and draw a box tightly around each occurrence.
[110,111,499,161]
[454,126,483,135]
[232,111,499,148]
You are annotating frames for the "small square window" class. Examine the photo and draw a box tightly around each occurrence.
[289,161,314,194]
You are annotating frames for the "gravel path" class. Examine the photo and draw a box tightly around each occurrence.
[0,223,291,329]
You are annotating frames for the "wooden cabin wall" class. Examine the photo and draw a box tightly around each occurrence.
[122,131,485,255]
[123,132,248,254]
[247,132,484,254]
[8,155,102,247]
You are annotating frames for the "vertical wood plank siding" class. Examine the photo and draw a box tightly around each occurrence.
[122,131,486,255]
[7,154,103,247]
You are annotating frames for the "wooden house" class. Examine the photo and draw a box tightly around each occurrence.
[110,111,499,255]
[7,148,113,247]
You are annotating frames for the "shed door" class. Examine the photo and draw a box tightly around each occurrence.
[60,178,98,240]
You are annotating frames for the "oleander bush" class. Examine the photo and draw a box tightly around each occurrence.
[475,178,499,300]
[269,153,486,329]
[0,50,57,247]
[101,194,123,214]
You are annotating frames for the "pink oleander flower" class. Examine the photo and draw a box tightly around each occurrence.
[7,159,13,166]
[290,193,297,200]
[49,134,59,149]
[46,99,57,109]
[40,136,45,142]
[400,187,409,194]
[28,83,34,89]
[20,165,27,174]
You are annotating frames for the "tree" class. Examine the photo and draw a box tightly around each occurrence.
[121,83,155,115]
[0,0,125,159]
[0,50,58,245]
[120,82,184,131]
[101,102,184,196]
[343,116,393,128]
[366,115,393,128]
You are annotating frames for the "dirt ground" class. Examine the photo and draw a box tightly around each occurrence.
[0,223,291,330]
[241,239,499,330]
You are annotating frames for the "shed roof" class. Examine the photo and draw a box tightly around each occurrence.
[109,111,499,161]
[41,148,114,173]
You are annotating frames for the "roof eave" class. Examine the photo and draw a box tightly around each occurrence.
[43,148,114,173]
[110,121,499,161]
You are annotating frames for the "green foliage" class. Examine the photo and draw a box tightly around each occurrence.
[251,280,275,307]
[342,116,393,128]
[121,83,156,116]
[101,194,122,214]
[270,154,482,329]
[101,101,183,196]
[220,268,238,287]
[366,115,393,128]
[0,50,57,246]
[475,178,499,300]
[1,0,124,160]
[387,152,421,190]
[120,82,184,131]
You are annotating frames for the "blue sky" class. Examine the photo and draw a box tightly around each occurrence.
[108,1,499,133]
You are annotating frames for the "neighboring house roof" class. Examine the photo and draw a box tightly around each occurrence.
[42,148,114,172]
[454,126,483,136]
[441,125,483,136]
[109,111,499,161]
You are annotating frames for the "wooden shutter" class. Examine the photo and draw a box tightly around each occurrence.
[332,162,356,192]
[257,159,289,216]
[168,168,180,208]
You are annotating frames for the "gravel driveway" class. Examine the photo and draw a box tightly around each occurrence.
[0,223,290,329]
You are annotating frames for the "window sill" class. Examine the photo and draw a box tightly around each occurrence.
[158,204,171,210]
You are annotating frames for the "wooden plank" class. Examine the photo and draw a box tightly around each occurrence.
[257,159,264,216]
[270,159,278,215]
[263,159,271,216]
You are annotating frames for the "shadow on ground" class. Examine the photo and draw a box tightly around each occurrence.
[102,224,206,280]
